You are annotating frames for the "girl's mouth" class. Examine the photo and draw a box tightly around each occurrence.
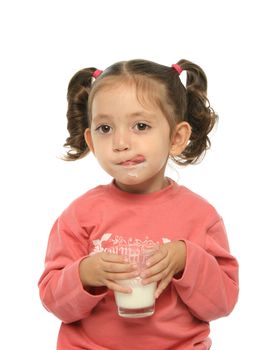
[119,155,145,167]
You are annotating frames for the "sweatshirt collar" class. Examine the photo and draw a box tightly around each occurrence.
[107,177,179,204]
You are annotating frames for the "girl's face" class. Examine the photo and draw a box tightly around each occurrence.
[85,83,186,194]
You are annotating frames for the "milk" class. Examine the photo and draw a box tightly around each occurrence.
[112,243,159,318]
[115,278,156,309]
[114,278,157,318]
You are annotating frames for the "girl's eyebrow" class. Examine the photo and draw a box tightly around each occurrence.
[93,111,155,121]
[128,111,155,119]
[92,114,111,122]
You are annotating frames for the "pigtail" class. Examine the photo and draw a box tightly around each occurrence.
[63,68,97,160]
[177,59,218,164]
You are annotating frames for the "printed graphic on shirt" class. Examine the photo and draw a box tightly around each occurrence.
[91,233,171,255]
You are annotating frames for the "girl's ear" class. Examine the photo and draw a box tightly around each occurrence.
[84,128,95,153]
[170,122,191,156]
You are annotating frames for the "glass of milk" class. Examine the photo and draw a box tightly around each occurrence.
[114,243,159,318]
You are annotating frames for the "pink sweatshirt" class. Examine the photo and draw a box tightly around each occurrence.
[38,179,239,350]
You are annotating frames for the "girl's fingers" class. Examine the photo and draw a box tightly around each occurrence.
[141,257,169,280]
[101,252,127,263]
[103,261,137,274]
[106,270,140,281]
[106,280,132,294]
[144,247,168,268]
[155,276,172,299]
[141,262,170,285]
[101,253,138,273]
[141,272,165,285]
[99,253,140,280]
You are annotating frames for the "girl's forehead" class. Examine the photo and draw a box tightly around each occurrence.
[91,75,167,111]
[92,89,162,125]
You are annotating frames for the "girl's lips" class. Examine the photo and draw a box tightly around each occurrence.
[120,155,145,166]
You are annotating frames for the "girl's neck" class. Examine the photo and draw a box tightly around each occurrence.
[114,176,170,194]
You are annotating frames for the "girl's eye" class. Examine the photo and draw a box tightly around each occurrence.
[134,123,150,131]
[96,125,112,134]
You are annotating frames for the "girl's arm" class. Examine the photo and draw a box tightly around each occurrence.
[38,215,107,324]
[38,211,137,324]
[172,218,239,321]
[142,218,239,322]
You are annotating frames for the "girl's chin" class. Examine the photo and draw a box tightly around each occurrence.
[111,169,147,185]
[114,176,143,186]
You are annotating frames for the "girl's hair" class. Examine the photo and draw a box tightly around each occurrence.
[64,59,218,165]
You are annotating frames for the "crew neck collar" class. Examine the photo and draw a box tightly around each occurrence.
[107,177,179,204]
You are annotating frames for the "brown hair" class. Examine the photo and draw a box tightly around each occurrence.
[64,59,218,165]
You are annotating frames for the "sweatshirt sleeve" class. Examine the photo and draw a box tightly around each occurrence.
[38,208,108,324]
[172,217,239,322]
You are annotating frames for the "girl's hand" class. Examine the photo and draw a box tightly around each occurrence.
[79,252,139,294]
[141,241,186,299]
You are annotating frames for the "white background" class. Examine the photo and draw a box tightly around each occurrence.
[1,0,269,349]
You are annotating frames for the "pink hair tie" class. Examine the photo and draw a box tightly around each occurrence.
[92,69,103,79]
[171,64,183,75]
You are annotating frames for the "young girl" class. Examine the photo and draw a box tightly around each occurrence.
[39,58,239,350]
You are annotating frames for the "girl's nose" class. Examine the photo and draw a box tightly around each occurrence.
[112,130,130,152]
